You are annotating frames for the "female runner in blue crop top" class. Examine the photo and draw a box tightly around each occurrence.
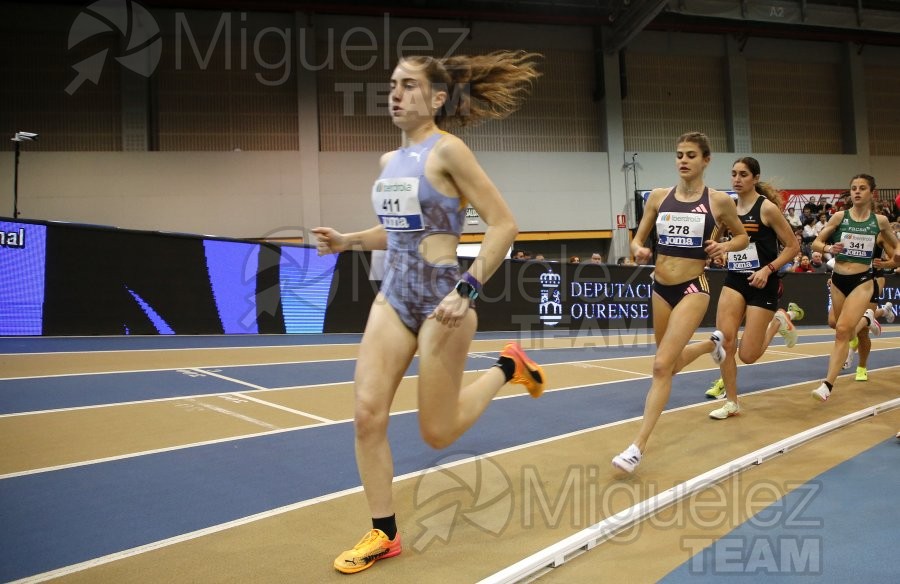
[312,51,546,574]
[611,131,748,475]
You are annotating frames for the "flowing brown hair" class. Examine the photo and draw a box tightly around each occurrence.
[401,50,542,129]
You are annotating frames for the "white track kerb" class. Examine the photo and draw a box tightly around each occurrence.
[480,397,900,584]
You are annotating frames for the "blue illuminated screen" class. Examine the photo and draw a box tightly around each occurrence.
[0,221,46,335]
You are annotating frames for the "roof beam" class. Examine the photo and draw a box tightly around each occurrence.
[603,0,669,54]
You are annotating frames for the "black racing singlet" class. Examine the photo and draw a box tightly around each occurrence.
[655,187,717,260]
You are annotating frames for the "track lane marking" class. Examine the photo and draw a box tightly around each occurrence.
[15,364,899,583]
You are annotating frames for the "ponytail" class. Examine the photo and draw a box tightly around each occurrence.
[756,181,784,211]
[402,50,542,129]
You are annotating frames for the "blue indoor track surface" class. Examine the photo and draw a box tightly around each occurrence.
[662,437,900,583]
[1,329,897,581]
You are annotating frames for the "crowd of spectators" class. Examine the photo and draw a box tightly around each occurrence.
[780,193,900,274]
[508,193,899,271]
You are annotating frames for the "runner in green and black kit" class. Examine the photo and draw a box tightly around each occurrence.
[839,235,897,380]
[810,173,900,401]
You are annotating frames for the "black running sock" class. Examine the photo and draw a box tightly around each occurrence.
[824,381,833,391]
[495,356,516,382]
[372,514,397,540]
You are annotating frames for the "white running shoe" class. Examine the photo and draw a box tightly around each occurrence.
[865,309,881,336]
[842,349,855,370]
[709,330,725,364]
[774,308,790,333]
[811,383,831,402]
[882,302,895,324]
[774,309,799,348]
[612,444,642,474]
[709,400,740,420]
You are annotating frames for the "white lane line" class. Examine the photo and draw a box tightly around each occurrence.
[479,397,900,584]
[0,424,327,480]
[185,399,279,431]
[0,329,896,360]
[0,357,358,382]
[231,392,334,424]
[1,355,896,480]
[0,369,663,479]
[571,361,650,377]
[190,368,335,423]
[2,332,895,382]
[762,349,805,357]
[0,338,365,357]
[16,370,900,583]
[10,484,363,583]
[188,368,267,391]
[599,365,650,377]
[1,346,897,419]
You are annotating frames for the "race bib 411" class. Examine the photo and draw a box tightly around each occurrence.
[372,178,424,231]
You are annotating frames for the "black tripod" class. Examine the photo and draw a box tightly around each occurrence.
[13,139,21,218]
[11,131,38,219]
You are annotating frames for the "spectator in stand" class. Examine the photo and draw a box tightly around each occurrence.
[877,199,897,223]
[834,191,850,213]
[793,255,815,273]
[590,252,604,264]
[814,212,829,235]
[802,217,817,241]
[801,218,817,253]
[802,219,817,245]
[800,204,815,226]
[785,207,802,228]
[568,255,580,264]
[810,251,828,273]
[533,252,546,261]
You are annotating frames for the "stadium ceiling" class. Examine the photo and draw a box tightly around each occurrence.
[28,0,900,50]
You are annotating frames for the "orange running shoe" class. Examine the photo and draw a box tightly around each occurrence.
[500,342,545,398]
[333,529,402,574]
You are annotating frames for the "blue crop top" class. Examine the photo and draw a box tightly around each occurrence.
[371,132,465,252]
